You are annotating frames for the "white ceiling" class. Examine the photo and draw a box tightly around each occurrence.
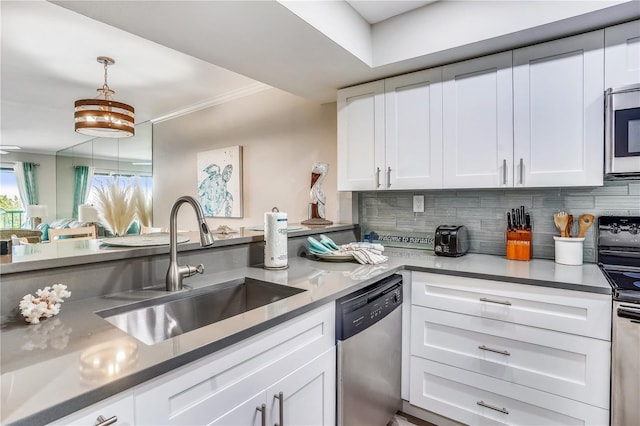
[2,0,637,155]
[0,0,265,155]
[346,0,437,24]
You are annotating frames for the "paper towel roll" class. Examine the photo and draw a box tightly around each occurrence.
[264,211,288,269]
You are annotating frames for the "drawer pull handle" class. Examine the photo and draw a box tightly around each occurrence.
[274,391,284,426]
[477,400,509,415]
[95,415,118,426]
[478,345,511,356]
[256,404,266,426]
[479,297,512,306]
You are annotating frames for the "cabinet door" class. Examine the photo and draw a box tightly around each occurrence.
[267,347,336,426]
[209,392,264,426]
[337,81,385,190]
[443,51,513,188]
[514,30,604,187]
[385,68,443,189]
[605,19,640,88]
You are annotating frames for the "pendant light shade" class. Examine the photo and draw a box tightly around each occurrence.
[75,56,135,138]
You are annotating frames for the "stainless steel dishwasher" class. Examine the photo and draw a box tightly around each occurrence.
[336,274,403,426]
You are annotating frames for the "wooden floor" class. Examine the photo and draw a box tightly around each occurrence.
[391,412,438,426]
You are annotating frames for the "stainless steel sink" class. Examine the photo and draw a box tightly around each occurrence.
[97,278,306,345]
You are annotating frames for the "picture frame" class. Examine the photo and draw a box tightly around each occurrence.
[196,146,243,218]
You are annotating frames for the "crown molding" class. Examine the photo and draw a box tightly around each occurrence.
[151,82,271,124]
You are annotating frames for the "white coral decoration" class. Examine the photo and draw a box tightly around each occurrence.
[19,284,71,324]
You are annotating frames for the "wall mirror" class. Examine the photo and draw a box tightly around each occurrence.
[55,121,153,233]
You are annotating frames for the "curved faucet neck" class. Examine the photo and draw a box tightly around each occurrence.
[167,196,214,291]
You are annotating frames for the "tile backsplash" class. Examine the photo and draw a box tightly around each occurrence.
[358,179,640,263]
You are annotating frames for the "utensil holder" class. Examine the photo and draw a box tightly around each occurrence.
[553,236,584,265]
[506,229,532,261]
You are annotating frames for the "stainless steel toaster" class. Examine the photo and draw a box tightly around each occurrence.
[434,225,469,257]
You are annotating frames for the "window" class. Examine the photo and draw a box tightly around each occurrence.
[0,167,25,228]
[90,173,152,194]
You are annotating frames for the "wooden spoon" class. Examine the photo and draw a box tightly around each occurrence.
[566,214,574,238]
[578,214,595,238]
[553,212,569,237]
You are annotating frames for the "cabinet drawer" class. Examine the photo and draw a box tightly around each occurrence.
[135,303,334,425]
[409,357,609,426]
[412,272,611,340]
[411,306,610,408]
[49,392,134,426]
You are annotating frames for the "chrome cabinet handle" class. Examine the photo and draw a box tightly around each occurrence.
[502,159,507,185]
[477,400,509,414]
[478,345,511,356]
[256,404,266,426]
[375,167,381,188]
[95,415,117,426]
[387,166,391,188]
[479,297,512,306]
[519,158,524,185]
[274,392,284,426]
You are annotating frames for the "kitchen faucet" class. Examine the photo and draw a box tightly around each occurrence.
[166,196,215,291]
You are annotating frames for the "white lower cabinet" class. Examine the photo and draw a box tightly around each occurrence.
[49,392,134,426]
[408,272,611,425]
[211,348,336,426]
[411,306,610,409]
[410,358,609,426]
[266,347,336,426]
[135,303,336,426]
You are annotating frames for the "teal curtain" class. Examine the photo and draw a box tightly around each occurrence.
[72,166,91,219]
[22,162,38,205]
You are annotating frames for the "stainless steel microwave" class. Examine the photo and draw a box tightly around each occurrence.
[606,84,640,176]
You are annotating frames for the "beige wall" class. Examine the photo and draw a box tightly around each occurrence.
[152,88,346,231]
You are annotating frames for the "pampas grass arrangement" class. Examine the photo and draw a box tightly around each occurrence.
[132,179,152,227]
[92,178,135,236]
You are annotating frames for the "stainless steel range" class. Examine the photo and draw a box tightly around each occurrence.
[597,216,640,425]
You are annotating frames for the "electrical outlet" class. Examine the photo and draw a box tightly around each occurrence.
[413,195,425,213]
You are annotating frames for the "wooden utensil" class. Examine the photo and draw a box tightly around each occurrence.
[567,214,574,238]
[554,212,569,237]
[578,214,595,238]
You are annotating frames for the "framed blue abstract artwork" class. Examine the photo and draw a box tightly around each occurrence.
[196,146,243,218]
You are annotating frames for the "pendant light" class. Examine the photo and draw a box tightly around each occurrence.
[74,56,135,138]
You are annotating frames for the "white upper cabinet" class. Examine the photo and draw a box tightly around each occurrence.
[337,81,385,190]
[605,19,640,88]
[385,69,443,189]
[442,52,514,188]
[513,30,605,187]
[337,69,443,190]
[338,24,613,191]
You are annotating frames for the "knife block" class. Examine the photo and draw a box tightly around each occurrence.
[506,229,532,261]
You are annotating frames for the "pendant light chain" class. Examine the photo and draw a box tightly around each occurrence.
[103,59,110,92]
[74,55,135,138]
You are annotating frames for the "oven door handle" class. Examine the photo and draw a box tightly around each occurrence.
[618,305,640,321]
[599,250,640,259]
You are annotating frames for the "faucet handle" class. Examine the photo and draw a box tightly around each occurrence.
[184,263,205,278]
